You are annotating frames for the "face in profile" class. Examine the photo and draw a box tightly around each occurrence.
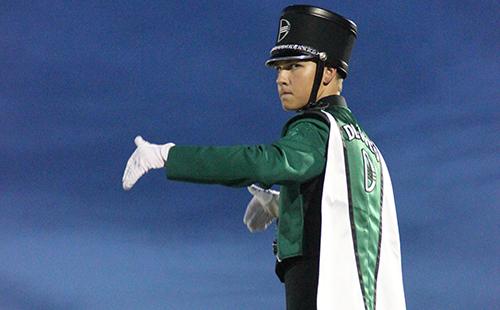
[274,60,317,111]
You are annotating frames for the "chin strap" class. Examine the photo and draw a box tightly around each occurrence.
[300,52,328,112]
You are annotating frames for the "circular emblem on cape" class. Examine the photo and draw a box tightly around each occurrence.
[277,19,291,42]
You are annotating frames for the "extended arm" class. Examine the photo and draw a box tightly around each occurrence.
[166,119,328,187]
[122,117,328,190]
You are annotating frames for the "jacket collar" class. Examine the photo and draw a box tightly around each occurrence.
[317,95,347,108]
[300,95,347,112]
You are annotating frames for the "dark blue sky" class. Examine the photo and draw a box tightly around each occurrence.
[1,1,498,309]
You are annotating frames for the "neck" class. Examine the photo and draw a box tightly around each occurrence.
[317,88,341,101]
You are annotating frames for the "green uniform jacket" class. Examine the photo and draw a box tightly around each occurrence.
[166,95,349,260]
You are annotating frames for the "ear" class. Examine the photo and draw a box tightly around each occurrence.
[322,67,337,85]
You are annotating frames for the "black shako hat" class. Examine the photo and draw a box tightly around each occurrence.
[266,5,357,79]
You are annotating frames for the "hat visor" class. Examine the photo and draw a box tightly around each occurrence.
[265,54,316,67]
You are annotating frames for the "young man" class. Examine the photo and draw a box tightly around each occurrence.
[122,5,406,310]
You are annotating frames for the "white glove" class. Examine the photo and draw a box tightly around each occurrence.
[122,136,175,191]
[243,184,280,232]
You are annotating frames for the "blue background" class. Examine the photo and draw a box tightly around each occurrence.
[1,1,498,309]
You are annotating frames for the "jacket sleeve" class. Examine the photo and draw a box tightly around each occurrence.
[165,118,329,187]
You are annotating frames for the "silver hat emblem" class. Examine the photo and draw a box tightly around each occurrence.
[277,19,291,42]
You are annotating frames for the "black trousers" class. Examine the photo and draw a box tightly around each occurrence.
[277,256,320,310]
